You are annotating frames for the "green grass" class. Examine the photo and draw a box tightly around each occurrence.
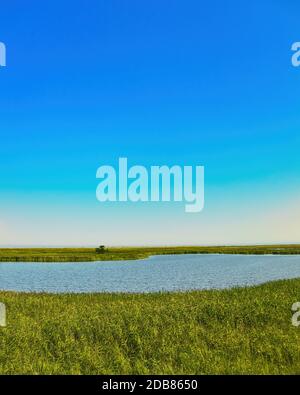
[1,244,300,262]
[0,278,300,374]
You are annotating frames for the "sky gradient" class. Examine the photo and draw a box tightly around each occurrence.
[0,1,300,246]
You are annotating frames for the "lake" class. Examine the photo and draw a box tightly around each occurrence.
[0,254,300,293]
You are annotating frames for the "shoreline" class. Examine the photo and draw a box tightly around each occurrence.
[1,276,300,296]
[0,245,300,262]
[1,251,300,264]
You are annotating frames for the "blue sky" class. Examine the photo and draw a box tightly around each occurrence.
[0,1,299,246]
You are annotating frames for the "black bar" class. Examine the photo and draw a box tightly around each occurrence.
[0,375,298,393]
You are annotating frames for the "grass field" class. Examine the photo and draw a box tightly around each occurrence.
[0,278,300,374]
[1,244,300,262]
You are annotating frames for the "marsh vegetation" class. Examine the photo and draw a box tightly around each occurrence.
[0,244,300,262]
[0,279,299,374]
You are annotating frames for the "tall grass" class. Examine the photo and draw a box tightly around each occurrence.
[0,279,300,374]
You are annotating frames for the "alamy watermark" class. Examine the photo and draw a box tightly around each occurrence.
[291,302,300,327]
[0,303,6,327]
[291,42,300,67]
[0,42,6,67]
[96,158,204,213]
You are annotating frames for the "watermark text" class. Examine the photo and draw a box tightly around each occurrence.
[291,42,300,67]
[0,303,6,327]
[96,158,204,213]
[0,42,6,67]
[292,302,300,327]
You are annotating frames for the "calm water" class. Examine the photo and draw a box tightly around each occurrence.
[0,254,300,293]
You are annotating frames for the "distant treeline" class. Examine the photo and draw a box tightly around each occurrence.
[0,245,300,262]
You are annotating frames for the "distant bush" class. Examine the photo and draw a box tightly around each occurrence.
[95,245,106,254]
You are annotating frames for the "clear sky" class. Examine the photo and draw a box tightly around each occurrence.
[0,1,300,246]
